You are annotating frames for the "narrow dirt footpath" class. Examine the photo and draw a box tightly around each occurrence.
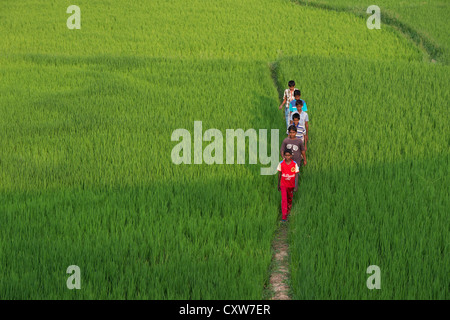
[266,61,291,300]
[268,223,291,300]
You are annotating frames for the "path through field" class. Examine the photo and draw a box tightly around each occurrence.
[265,0,448,299]
[269,223,291,300]
[1,0,447,299]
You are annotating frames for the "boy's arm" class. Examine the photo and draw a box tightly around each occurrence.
[294,162,299,192]
[304,120,309,150]
[279,92,287,109]
[278,171,281,191]
[279,98,286,109]
[305,121,309,141]
[299,140,306,166]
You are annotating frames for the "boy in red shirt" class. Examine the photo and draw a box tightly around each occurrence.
[277,149,300,221]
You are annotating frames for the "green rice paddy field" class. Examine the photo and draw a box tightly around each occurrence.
[0,0,448,299]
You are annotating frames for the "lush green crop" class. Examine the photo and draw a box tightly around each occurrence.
[278,55,449,299]
[0,0,447,299]
[0,0,422,62]
[296,0,450,64]
[0,57,285,299]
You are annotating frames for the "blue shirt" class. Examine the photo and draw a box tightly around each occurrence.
[289,99,307,112]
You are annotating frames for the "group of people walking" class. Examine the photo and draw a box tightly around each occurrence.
[277,80,309,222]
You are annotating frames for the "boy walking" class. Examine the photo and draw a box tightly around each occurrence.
[281,125,307,168]
[291,100,309,150]
[291,113,304,141]
[288,89,307,125]
[277,149,299,221]
[291,109,309,150]
[278,80,298,129]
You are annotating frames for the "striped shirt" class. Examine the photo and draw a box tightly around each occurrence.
[292,111,309,135]
[283,88,298,109]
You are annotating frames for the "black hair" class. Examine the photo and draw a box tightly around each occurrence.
[288,80,295,87]
[295,99,304,107]
[288,125,297,132]
[284,148,293,155]
[292,113,300,120]
[293,89,301,96]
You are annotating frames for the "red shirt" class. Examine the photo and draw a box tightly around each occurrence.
[277,160,299,188]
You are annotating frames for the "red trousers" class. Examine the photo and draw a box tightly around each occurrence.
[280,186,294,220]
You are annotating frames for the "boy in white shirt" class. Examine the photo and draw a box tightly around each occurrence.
[291,101,309,151]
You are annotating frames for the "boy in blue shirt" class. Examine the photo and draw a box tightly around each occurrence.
[288,90,307,124]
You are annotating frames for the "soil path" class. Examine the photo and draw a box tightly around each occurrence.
[269,223,291,300]
[266,60,291,300]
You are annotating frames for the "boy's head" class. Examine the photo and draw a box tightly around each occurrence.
[288,80,295,88]
[288,125,297,139]
[295,99,304,108]
[292,113,300,124]
[284,149,293,160]
[293,89,301,99]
